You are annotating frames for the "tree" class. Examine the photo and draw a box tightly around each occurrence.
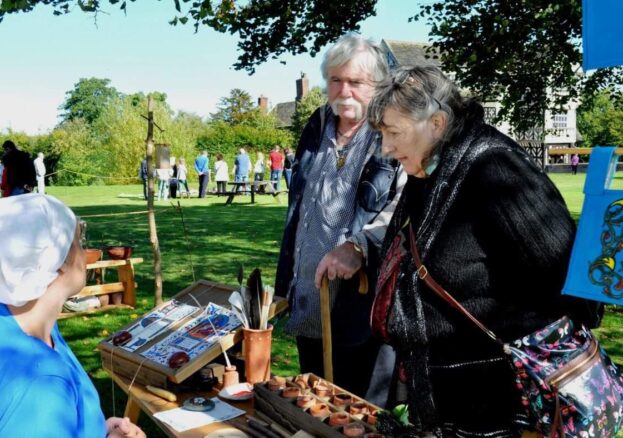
[414,0,623,133]
[211,88,258,125]
[5,1,623,132]
[291,86,326,142]
[59,77,119,125]
[577,90,623,147]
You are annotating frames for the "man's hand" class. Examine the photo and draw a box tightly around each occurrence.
[106,417,145,438]
[314,242,363,288]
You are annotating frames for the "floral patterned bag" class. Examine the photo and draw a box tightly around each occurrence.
[408,225,623,438]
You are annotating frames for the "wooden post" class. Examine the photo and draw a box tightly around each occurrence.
[146,95,163,306]
[320,276,333,382]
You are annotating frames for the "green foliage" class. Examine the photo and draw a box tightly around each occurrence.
[291,86,326,143]
[414,0,623,133]
[59,77,119,125]
[211,88,258,125]
[577,89,623,147]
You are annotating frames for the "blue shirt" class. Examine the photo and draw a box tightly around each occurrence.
[0,304,106,437]
[195,155,209,174]
[234,153,251,177]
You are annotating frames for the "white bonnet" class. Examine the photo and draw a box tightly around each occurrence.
[0,193,77,307]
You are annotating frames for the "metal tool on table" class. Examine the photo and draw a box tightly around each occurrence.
[319,270,368,383]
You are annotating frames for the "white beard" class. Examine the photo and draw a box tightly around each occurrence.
[330,98,363,121]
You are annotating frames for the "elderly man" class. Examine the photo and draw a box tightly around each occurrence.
[275,34,405,400]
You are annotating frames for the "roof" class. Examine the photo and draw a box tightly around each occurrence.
[273,101,296,128]
[381,39,441,68]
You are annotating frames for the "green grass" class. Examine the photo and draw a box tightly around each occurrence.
[47,173,623,436]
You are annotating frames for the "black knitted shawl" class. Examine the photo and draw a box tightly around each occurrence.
[379,117,530,434]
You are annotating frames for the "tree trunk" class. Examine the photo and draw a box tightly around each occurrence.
[146,95,163,306]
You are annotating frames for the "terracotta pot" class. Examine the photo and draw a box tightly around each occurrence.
[309,403,330,418]
[85,248,102,264]
[222,366,239,389]
[332,393,353,407]
[97,294,110,307]
[296,395,315,409]
[243,325,273,384]
[105,245,133,260]
[281,386,300,399]
[294,376,309,389]
[342,423,365,437]
[314,383,331,398]
[366,411,378,426]
[267,378,284,392]
[329,412,350,427]
[111,292,123,305]
[349,402,369,416]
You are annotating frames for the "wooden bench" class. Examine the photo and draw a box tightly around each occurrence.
[59,257,144,319]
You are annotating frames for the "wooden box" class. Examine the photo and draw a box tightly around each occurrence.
[254,373,381,438]
[98,279,287,387]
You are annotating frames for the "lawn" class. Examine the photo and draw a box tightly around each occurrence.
[47,173,623,437]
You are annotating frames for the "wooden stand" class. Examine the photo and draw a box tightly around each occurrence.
[59,257,143,319]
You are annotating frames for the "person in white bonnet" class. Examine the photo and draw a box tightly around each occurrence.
[0,193,145,438]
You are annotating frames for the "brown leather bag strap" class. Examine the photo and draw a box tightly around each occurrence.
[408,224,503,345]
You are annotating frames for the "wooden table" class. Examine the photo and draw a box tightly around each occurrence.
[112,373,255,438]
[222,181,285,205]
[59,257,143,319]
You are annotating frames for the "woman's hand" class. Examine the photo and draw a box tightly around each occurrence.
[314,242,363,288]
[106,417,145,438]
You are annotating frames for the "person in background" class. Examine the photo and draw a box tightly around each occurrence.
[0,193,145,438]
[275,34,404,401]
[233,148,251,194]
[34,152,46,194]
[268,145,284,191]
[1,140,36,196]
[367,65,602,437]
[155,166,173,201]
[571,153,580,175]
[214,153,229,194]
[138,158,148,200]
[176,157,190,196]
[194,150,210,198]
[0,161,5,197]
[254,151,266,192]
[284,147,295,190]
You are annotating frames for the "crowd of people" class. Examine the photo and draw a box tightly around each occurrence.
[0,140,46,198]
[139,145,295,200]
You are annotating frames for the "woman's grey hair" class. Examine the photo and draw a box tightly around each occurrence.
[368,64,476,147]
[321,33,388,84]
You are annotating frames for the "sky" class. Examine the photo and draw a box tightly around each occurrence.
[0,1,430,135]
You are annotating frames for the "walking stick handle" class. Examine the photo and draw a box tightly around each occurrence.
[320,276,333,382]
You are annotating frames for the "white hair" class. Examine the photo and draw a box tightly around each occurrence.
[321,33,388,85]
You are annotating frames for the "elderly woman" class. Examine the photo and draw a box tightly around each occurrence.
[368,66,601,437]
[0,194,144,437]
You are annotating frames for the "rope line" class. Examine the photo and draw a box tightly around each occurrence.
[46,168,140,181]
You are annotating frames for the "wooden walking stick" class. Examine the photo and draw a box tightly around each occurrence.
[320,276,333,382]
[320,269,368,383]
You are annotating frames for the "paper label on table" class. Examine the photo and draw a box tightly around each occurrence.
[153,397,245,432]
[112,299,199,352]
[141,303,241,365]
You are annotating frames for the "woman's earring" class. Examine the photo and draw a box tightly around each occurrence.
[425,154,440,176]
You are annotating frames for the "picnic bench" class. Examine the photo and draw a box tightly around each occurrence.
[222,181,287,205]
[59,257,143,319]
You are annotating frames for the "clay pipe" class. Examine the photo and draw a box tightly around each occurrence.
[320,276,333,382]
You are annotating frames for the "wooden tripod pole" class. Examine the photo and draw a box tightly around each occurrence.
[320,276,333,382]
[146,95,163,306]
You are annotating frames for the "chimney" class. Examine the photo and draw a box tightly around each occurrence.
[296,72,309,102]
[258,95,268,113]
